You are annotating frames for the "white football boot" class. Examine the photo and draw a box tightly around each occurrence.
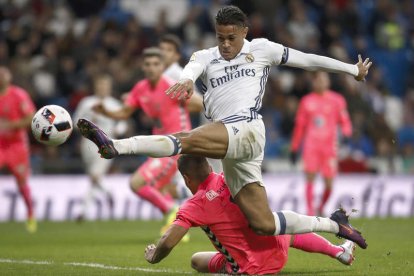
[336,240,356,265]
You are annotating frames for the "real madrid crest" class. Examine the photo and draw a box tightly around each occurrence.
[245,53,254,63]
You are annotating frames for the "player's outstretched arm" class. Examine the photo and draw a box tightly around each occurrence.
[92,103,135,120]
[145,224,188,264]
[167,53,205,100]
[284,48,372,81]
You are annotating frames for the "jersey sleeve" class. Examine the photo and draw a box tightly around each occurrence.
[180,50,208,82]
[124,83,141,108]
[173,198,205,229]
[257,39,286,66]
[18,89,36,116]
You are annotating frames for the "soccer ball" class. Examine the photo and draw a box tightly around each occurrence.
[31,105,73,146]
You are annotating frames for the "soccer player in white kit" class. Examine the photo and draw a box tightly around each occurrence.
[160,34,184,82]
[78,6,371,248]
[74,74,126,220]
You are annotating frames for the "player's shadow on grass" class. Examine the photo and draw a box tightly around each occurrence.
[280,269,348,275]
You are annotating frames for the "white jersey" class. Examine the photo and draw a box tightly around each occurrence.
[182,39,286,123]
[74,95,127,137]
[164,62,183,81]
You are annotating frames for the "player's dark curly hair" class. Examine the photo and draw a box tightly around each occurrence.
[215,5,248,27]
[160,34,182,53]
[177,155,210,182]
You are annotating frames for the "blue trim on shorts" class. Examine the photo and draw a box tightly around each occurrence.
[221,115,252,124]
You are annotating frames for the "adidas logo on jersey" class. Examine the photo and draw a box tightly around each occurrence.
[232,126,239,135]
[210,59,220,64]
[206,190,219,201]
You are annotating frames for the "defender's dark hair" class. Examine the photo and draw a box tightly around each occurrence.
[160,34,182,53]
[142,47,163,59]
[215,5,248,27]
[177,155,210,182]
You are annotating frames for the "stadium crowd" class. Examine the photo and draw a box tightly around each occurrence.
[0,0,413,174]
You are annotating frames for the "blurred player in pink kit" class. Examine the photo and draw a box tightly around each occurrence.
[0,66,37,232]
[291,71,352,216]
[144,155,356,275]
[93,48,202,230]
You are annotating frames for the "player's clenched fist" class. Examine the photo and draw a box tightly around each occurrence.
[145,244,157,263]
[166,79,194,100]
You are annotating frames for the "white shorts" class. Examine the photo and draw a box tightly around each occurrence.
[81,140,113,177]
[222,119,266,196]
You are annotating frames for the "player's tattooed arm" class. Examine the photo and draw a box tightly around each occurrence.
[145,224,189,264]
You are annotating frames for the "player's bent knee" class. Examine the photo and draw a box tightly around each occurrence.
[129,174,145,192]
[173,131,202,152]
[191,253,206,273]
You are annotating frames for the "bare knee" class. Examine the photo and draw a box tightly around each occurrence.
[173,131,201,152]
[324,178,333,189]
[191,253,209,273]
[130,172,145,192]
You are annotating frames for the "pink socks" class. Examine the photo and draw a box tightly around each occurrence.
[292,233,343,258]
[18,184,34,219]
[136,185,174,214]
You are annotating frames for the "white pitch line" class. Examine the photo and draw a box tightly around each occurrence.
[0,258,191,274]
[64,262,192,274]
[0,258,52,265]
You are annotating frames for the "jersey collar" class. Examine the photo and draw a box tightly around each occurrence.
[198,172,216,191]
[216,39,251,61]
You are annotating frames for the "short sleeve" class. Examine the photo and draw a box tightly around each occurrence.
[124,83,141,108]
[172,198,205,229]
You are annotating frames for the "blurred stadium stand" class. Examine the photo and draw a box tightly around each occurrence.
[0,0,413,175]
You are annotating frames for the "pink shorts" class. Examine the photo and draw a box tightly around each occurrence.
[208,235,291,274]
[137,156,178,190]
[208,253,231,274]
[0,143,30,180]
[303,147,337,178]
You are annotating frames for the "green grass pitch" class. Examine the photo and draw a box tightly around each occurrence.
[0,218,413,275]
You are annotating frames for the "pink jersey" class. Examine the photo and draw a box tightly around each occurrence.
[125,76,191,135]
[291,90,352,153]
[173,172,290,275]
[0,85,35,147]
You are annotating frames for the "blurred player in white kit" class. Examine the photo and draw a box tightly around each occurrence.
[74,74,126,220]
[160,34,223,174]
[160,34,222,201]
